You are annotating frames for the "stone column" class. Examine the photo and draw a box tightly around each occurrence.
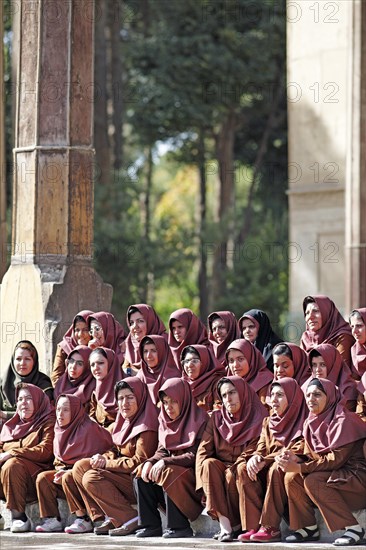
[0,0,6,282]
[345,0,366,311]
[0,0,112,374]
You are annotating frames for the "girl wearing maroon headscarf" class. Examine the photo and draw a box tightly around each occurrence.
[226,339,273,406]
[277,378,366,546]
[238,309,282,372]
[0,384,55,533]
[168,308,211,368]
[137,336,180,405]
[300,295,355,374]
[196,376,268,542]
[54,346,95,411]
[301,344,358,411]
[51,310,94,386]
[133,378,208,539]
[71,377,158,536]
[238,378,307,542]
[208,311,241,366]
[356,372,366,419]
[349,308,366,379]
[87,312,126,365]
[122,304,167,376]
[89,348,123,427]
[35,394,112,534]
[181,344,225,412]
[272,342,310,386]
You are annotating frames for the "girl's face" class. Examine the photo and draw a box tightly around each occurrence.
[171,320,187,343]
[227,349,249,378]
[56,396,72,427]
[306,384,327,415]
[220,382,241,415]
[305,303,323,332]
[66,352,85,381]
[211,319,228,344]
[350,317,366,345]
[273,354,295,380]
[14,348,35,377]
[241,319,258,343]
[182,353,202,380]
[89,321,105,347]
[270,386,289,416]
[90,352,109,381]
[129,311,147,342]
[143,343,159,370]
[74,321,91,346]
[117,388,138,419]
[311,356,327,379]
[17,388,35,420]
[161,395,180,420]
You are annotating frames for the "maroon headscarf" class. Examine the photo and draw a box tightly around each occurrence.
[53,394,113,464]
[181,344,226,398]
[301,344,357,403]
[212,376,268,446]
[58,310,94,355]
[225,339,273,392]
[124,304,167,367]
[303,378,366,454]
[269,377,307,446]
[207,311,241,365]
[158,377,208,450]
[111,376,159,447]
[54,346,95,404]
[91,347,123,416]
[301,295,353,351]
[1,383,55,443]
[272,342,310,386]
[168,308,211,367]
[88,312,126,364]
[350,308,366,377]
[137,335,180,404]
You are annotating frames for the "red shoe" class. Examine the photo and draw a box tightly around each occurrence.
[250,526,281,542]
[238,529,258,542]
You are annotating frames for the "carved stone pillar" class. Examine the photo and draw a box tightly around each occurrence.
[0,0,112,373]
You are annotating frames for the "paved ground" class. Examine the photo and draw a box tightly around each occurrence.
[0,531,340,550]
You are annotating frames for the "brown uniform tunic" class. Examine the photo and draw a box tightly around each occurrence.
[196,416,258,527]
[51,346,68,387]
[286,438,366,531]
[71,430,158,528]
[0,418,54,512]
[88,393,117,427]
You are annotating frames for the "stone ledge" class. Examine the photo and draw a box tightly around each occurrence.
[1,500,365,544]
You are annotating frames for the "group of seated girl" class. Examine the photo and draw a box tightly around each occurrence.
[0,295,365,544]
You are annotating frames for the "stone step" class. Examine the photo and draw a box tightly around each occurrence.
[1,499,365,546]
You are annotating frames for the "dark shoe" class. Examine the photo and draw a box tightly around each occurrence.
[333,527,366,546]
[218,531,234,542]
[135,526,162,538]
[109,519,139,537]
[213,530,221,540]
[94,519,115,535]
[285,525,319,543]
[162,527,193,538]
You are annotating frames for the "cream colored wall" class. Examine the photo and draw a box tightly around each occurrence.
[287,0,351,328]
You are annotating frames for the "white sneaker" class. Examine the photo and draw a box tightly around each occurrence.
[36,517,63,532]
[11,517,33,533]
[65,517,93,534]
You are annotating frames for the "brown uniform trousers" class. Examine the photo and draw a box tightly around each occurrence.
[71,430,158,528]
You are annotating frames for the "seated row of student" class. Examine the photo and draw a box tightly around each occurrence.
[52,310,125,386]
[0,341,53,423]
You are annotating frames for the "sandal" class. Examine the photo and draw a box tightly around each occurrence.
[213,530,221,540]
[334,527,366,546]
[285,525,319,542]
[218,531,233,542]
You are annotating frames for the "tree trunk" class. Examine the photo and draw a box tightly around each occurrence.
[0,0,6,281]
[94,0,111,197]
[212,109,237,305]
[140,145,154,302]
[109,0,123,171]
[197,128,209,319]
